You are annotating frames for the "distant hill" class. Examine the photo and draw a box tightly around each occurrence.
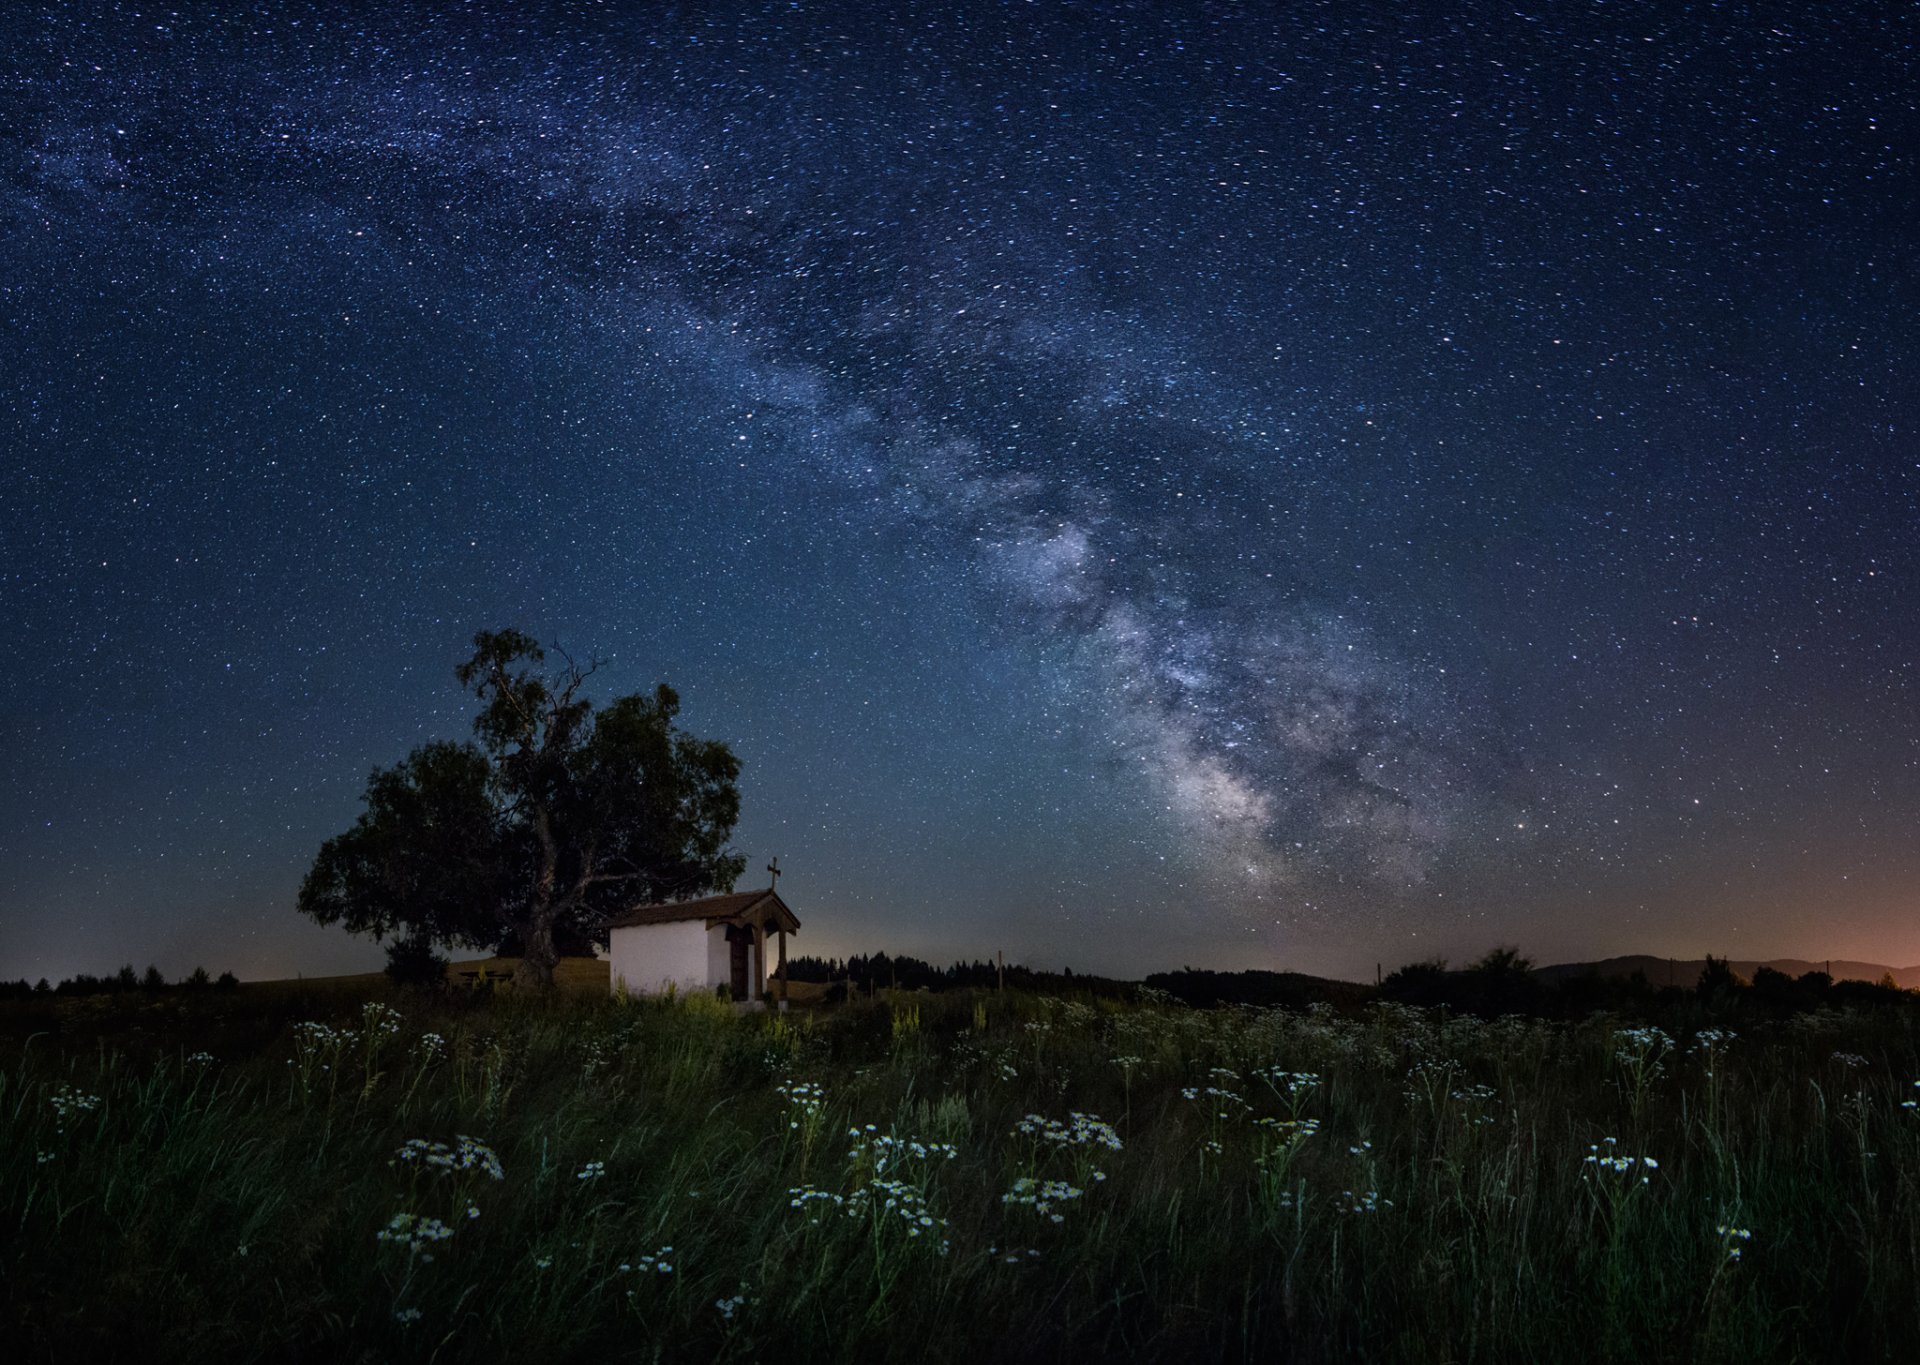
[1534,955,1920,991]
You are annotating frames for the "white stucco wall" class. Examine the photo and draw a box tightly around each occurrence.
[608,921,715,996]
[706,925,732,989]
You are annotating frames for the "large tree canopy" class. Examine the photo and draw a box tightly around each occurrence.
[298,629,745,990]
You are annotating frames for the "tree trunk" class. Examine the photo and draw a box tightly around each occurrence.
[513,913,559,992]
[513,809,562,992]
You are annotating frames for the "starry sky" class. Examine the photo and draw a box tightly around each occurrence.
[2,1,1916,985]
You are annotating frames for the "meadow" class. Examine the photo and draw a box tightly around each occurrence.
[5,979,1920,1362]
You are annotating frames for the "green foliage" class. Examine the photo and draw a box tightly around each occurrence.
[384,936,451,991]
[299,629,746,988]
[6,988,1920,1361]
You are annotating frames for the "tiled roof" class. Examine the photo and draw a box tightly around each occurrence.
[603,888,799,932]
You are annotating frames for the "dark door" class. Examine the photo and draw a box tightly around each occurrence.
[729,934,748,1001]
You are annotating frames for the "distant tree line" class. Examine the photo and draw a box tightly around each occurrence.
[784,947,1915,1022]
[1376,948,1912,1020]
[784,953,1127,1000]
[0,964,240,1001]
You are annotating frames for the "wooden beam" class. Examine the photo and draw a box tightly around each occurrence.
[778,928,788,1009]
[752,924,765,1002]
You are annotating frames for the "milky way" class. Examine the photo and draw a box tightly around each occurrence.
[3,2,1916,981]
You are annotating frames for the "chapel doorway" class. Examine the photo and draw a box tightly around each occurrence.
[726,926,750,1001]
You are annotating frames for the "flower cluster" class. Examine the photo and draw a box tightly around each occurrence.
[1583,1137,1660,1182]
[1003,1176,1085,1222]
[293,1021,346,1050]
[360,1001,403,1039]
[1339,1188,1391,1214]
[1013,1111,1123,1152]
[847,1125,959,1174]
[1613,1026,1674,1064]
[395,1135,506,1181]
[617,1246,675,1274]
[847,1176,947,1241]
[376,1213,456,1259]
[787,1185,846,1223]
[776,1079,826,1129]
[1716,1223,1753,1260]
[576,1160,607,1182]
[48,1085,100,1130]
[1180,1084,1251,1116]
[716,1289,751,1322]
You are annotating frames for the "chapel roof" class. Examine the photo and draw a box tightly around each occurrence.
[603,888,799,934]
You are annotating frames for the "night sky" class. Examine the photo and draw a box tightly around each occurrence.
[3,1,1915,985]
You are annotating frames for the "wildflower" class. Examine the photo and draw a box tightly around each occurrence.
[1002,1176,1085,1219]
[1716,1222,1754,1259]
[1012,1111,1123,1151]
[187,1051,215,1066]
[466,1204,481,1220]
[1340,1189,1391,1214]
[360,1001,403,1038]
[1583,1138,1660,1183]
[776,1079,827,1131]
[375,1213,456,1260]
[716,1289,749,1322]
[576,1160,607,1182]
[36,1151,55,1165]
[535,1255,553,1270]
[48,1085,101,1130]
[394,1307,422,1325]
[615,1245,676,1274]
[395,1135,505,1181]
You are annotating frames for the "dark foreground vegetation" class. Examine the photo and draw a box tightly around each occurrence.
[6,970,1920,1362]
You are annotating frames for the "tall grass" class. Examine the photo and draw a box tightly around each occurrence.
[5,989,1920,1361]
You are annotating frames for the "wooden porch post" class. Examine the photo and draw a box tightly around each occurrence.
[778,928,789,1010]
[752,924,765,1003]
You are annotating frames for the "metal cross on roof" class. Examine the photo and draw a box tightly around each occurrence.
[766,856,781,888]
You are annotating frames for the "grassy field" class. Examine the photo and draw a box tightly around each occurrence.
[5,979,1920,1362]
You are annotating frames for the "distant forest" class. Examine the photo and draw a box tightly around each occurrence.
[787,949,1918,1020]
[0,964,238,999]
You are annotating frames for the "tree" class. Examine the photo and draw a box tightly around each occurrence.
[1697,954,1746,1006]
[299,629,746,991]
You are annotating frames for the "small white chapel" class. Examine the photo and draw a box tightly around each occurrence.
[604,884,800,1008]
